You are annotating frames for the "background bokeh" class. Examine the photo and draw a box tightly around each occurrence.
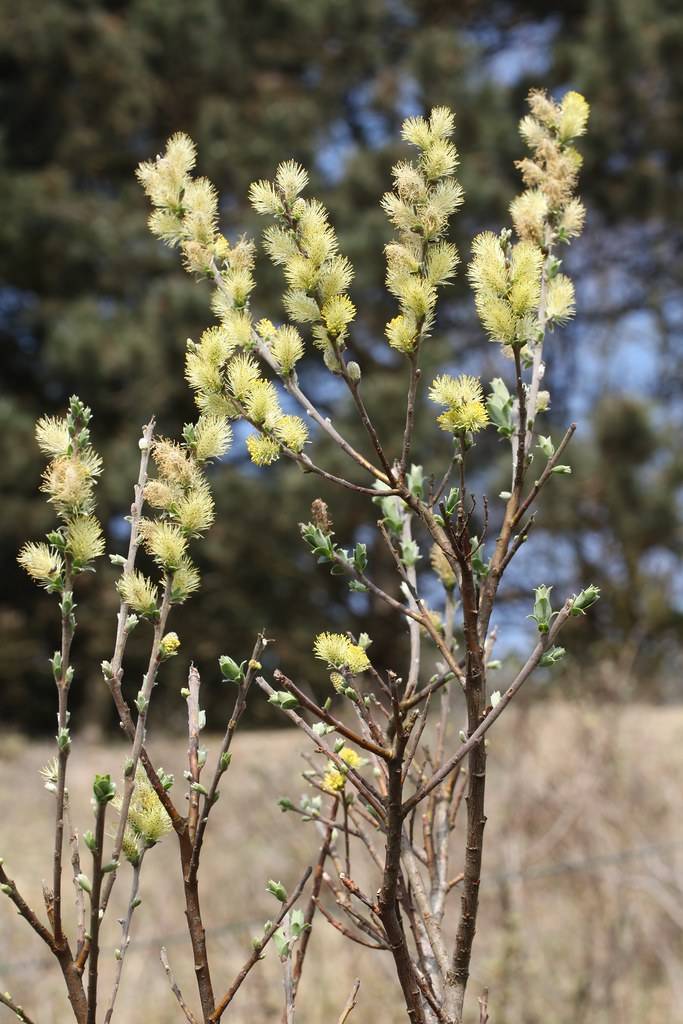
[1,0,682,735]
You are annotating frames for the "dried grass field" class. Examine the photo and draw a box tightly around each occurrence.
[1,701,682,1023]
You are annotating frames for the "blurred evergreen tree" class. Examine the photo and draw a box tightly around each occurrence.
[1,0,681,731]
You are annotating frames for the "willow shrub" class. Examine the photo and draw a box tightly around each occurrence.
[3,90,599,1024]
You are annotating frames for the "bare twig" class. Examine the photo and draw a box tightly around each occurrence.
[512,422,576,529]
[64,798,86,955]
[251,332,390,485]
[0,864,56,952]
[478,988,489,1024]
[336,978,361,1024]
[0,990,38,1024]
[103,853,144,1024]
[291,804,338,999]
[160,947,200,1024]
[316,895,388,950]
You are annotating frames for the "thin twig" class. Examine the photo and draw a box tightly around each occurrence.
[160,947,200,1024]
[251,332,390,484]
[103,576,175,910]
[0,865,56,952]
[404,598,575,813]
[52,560,75,949]
[186,665,203,845]
[103,853,144,1024]
[336,978,361,1024]
[274,670,391,759]
[0,991,38,1024]
[315,898,388,949]
[86,798,108,1024]
[188,635,267,883]
[64,797,86,955]
[208,867,312,1022]
[512,422,576,529]
[478,987,489,1024]
[255,677,386,821]
[291,802,338,999]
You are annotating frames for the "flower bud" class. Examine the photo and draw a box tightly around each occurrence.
[159,632,180,659]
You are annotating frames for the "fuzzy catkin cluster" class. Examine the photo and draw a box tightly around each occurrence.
[137,95,588,476]
[313,632,371,676]
[467,232,544,348]
[382,107,464,354]
[116,770,172,866]
[468,90,589,352]
[428,374,489,435]
[18,397,104,590]
[513,90,589,235]
[136,133,226,278]
[249,162,356,374]
[117,429,225,615]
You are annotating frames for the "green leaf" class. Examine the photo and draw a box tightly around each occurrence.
[219,655,244,683]
[571,585,601,616]
[266,879,288,903]
[93,773,116,804]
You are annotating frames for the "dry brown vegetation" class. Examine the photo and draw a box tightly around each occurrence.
[1,699,681,1024]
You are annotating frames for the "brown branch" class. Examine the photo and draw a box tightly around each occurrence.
[399,354,421,478]
[255,676,386,821]
[315,898,388,950]
[208,867,312,1022]
[441,486,488,1024]
[0,874,87,1020]
[291,803,338,999]
[401,671,454,713]
[0,864,56,952]
[187,635,267,884]
[512,422,576,529]
[252,333,390,484]
[293,450,398,497]
[344,373,395,483]
[377,683,426,1024]
[64,799,86,956]
[403,598,575,813]
[274,670,391,760]
[332,546,465,689]
[86,798,108,1024]
[179,830,214,1021]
